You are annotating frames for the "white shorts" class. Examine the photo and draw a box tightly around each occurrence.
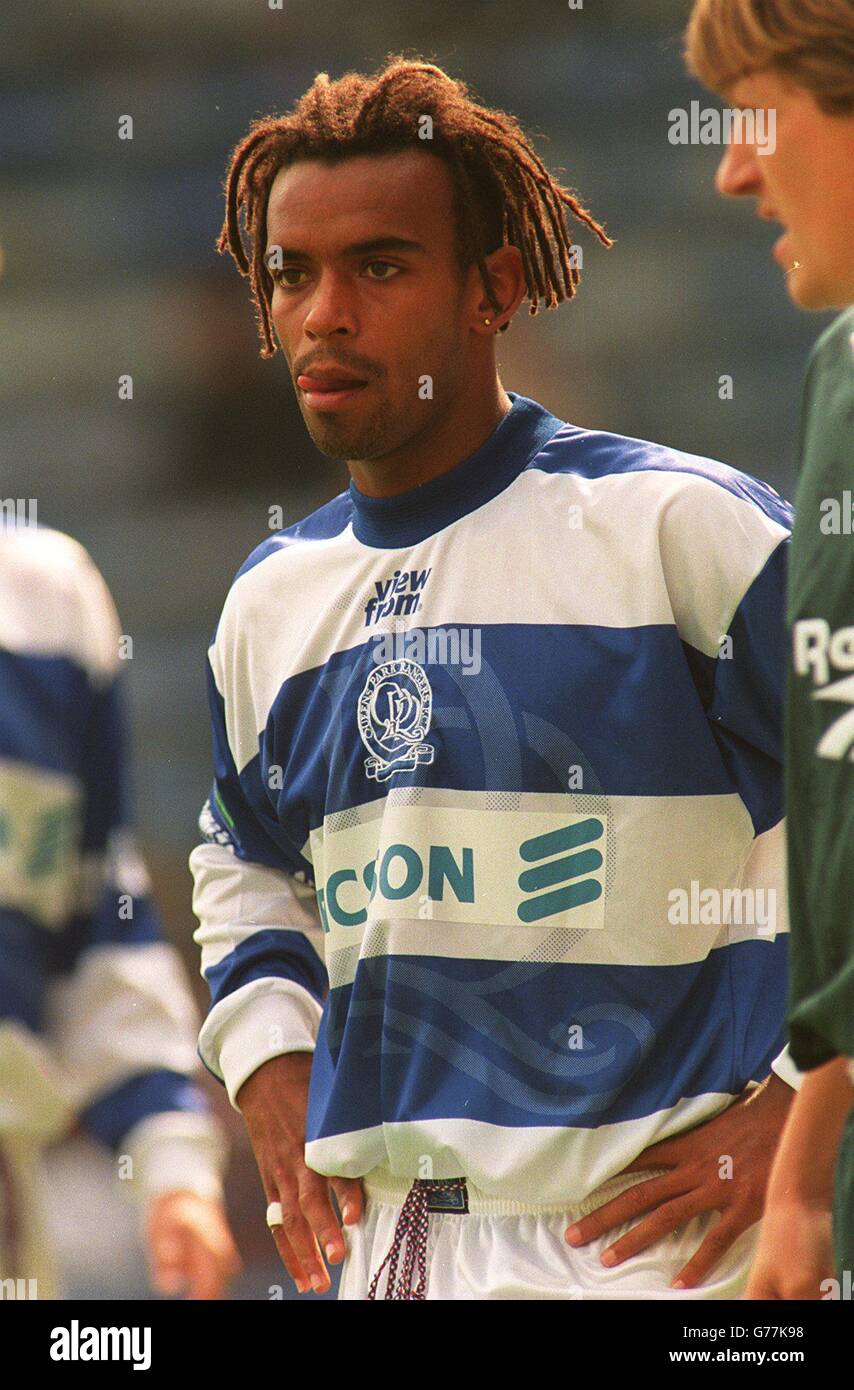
[339,1168,759,1301]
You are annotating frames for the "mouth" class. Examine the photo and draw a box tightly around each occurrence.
[771,229,799,271]
[296,371,370,411]
[761,212,800,273]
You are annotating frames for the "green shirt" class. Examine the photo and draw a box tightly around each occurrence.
[786,307,854,1070]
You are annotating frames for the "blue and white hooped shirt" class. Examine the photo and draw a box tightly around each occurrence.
[192,391,795,1204]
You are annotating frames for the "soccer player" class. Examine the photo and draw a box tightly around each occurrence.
[0,523,239,1300]
[192,58,799,1301]
[685,0,854,1298]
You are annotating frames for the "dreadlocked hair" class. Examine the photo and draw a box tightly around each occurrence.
[217,56,613,357]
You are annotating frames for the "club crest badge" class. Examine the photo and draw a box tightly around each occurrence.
[357,658,435,782]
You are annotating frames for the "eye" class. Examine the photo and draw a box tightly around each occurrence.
[273,266,309,288]
[364,261,401,280]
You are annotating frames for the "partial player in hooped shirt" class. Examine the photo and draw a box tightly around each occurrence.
[0,523,239,1299]
[192,57,799,1301]
[685,0,854,1301]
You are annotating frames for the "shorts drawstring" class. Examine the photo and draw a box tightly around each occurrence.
[368,1178,468,1300]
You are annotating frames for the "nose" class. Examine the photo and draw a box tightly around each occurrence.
[715,139,762,198]
[302,270,356,339]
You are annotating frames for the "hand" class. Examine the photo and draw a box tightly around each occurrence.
[146,1191,241,1300]
[565,1075,794,1289]
[237,1052,364,1295]
[745,1199,835,1299]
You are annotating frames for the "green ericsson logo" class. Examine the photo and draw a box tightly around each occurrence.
[516,818,604,923]
[315,812,607,935]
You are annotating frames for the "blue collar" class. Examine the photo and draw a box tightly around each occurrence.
[348,392,566,548]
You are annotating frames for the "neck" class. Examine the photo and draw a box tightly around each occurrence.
[348,376,512,498]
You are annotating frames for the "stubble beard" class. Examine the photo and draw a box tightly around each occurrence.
[300,392,405,464]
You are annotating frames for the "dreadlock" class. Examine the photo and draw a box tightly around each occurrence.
[218,56,613,358]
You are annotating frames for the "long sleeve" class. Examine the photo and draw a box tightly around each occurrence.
[0,527,226,1198]
[659,468,800,1091]
[190,580,328,1108]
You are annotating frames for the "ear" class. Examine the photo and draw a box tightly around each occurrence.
[473,244,527,334]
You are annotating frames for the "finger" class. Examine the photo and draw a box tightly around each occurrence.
[270,1226,312,1294]
[209,1223,242,1280]
[185,1238,226,1302]
[330,1176,364,1225]
[150,1229,188,1296]
[618,1139,682,1174]
[297,1169,348,1267]
[271,1185,331,1292]
[670,1215,748,1290]
[263,1177,318,1293]
[565,1171,689,1246]
[176,1216,238,1301]
[270,1205,327,1291]
[599,1195,708,1267]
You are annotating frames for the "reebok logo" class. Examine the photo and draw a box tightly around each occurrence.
[793,619,854,761]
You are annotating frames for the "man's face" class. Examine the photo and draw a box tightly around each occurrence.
[715,69,854,309]
[265,150,476,462]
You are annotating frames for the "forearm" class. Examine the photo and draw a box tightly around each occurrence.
[765,1055,854,1208]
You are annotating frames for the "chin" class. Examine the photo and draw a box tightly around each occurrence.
[785,267,834,312]
[305,417,391,464]
[784,251,854,310]
[305,423,358,461]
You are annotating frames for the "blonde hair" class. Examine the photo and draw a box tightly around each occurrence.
[685,0,854,113]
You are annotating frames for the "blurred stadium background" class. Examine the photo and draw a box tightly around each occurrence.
[1,0,828,1299]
